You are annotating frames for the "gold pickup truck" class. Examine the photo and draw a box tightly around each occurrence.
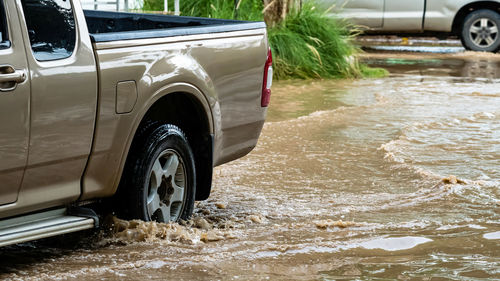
[0,0,272,246]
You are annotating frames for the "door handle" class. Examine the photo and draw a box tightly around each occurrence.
[0,66,27,92]
[0,71,26,83]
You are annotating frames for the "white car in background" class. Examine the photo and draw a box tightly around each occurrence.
[319,0,500,52]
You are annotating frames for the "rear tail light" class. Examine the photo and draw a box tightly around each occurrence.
[261,48,273,107]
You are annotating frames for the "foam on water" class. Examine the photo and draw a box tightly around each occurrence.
[483,231,500,240]
[379,110,500,194]
[357,236,433,251]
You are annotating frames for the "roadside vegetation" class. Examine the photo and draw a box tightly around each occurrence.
[140,0,388,80]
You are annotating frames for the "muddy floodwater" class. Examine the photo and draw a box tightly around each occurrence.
[1,51,499,280]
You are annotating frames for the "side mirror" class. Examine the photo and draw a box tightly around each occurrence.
[0,40,10,49]
[28,29,36,43]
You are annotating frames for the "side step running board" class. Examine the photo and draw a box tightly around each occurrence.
[0,208,98,247]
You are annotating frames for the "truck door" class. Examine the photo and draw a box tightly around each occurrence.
[383,0,426,31]
[0,0,30,205]
[16,0,98,205]
[320,0,384,28]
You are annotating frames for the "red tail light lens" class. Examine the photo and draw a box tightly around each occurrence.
[261,48,273,107]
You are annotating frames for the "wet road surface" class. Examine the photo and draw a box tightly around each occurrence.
[1,51,499,280]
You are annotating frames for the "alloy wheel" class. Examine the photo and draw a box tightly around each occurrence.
[147,149,186,222]
[469,18,499,48]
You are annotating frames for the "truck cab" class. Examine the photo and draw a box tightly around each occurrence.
[0,0,98,213]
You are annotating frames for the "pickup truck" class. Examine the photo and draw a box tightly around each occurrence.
[321,0,500,52]
[0,0,272,247]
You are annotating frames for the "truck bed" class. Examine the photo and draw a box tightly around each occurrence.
[84,10,266,42]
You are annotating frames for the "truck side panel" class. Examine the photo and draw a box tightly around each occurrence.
[317,0,384,28]
[424,0,500,32]
[383,0,426,31]
[82,29,268,200]
[424,0,465,32]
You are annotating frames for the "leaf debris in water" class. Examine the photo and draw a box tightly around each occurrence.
[314,219,355,229]
[248,215,263,224]
[442,175,466,184]
[200,232,224,243]
[193,217,212,230]
[215,203,226,209]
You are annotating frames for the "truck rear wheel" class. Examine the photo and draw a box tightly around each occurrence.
[119,124,196,223]
[461,9,500,52]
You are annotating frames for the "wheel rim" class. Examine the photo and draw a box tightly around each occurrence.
[147,149,186,222]
[469,18,499,48]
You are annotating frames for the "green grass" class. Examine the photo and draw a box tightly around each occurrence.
[142,0,263,20]
[143,0,164,11]
[181,0,263,21]
[360,64,390,78]
[141,0,387,80]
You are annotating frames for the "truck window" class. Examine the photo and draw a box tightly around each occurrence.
[21,0,76,61]
[0,0,9,49]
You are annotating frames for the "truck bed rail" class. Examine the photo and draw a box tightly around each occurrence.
[84,10,266,42]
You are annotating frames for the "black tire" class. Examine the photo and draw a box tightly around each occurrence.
[117,124,196,223]
[461,9,500,52]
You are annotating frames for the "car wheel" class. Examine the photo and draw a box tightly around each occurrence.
[119,124,196,223]
[461,9,500,52]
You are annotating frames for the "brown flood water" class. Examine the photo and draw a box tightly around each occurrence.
[1,52,499,280]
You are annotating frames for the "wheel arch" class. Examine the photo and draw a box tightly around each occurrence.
[121,83,215,201]
[452,1,500,34]
[135,83,214,138]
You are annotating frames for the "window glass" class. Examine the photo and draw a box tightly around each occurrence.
[0,0,9,49]
[21,0,76,61]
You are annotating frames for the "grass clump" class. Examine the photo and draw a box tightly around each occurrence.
[268,4,362,79]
